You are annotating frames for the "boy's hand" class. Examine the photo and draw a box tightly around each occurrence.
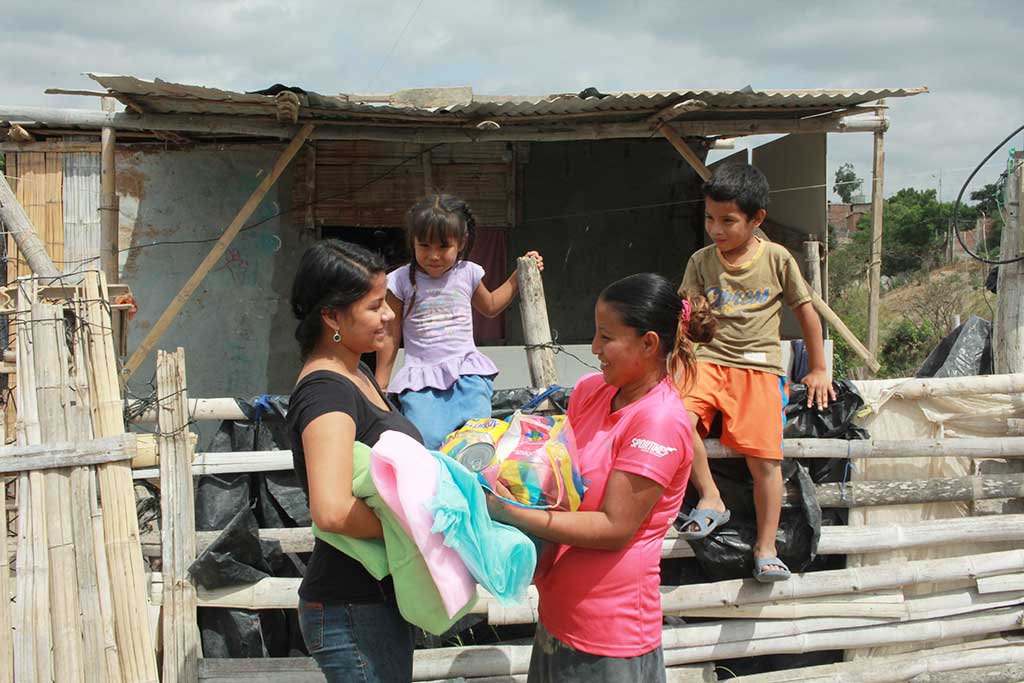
[522,250,544,272]
[800,369,836,409]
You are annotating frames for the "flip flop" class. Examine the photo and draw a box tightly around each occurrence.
[676,508,731,541]
[753,556,791,583]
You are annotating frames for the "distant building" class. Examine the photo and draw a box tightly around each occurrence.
[828,200,871,244]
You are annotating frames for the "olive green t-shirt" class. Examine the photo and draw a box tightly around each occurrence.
[680,239,812,376]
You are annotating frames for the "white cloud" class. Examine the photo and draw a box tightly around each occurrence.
[3,0,1022,200]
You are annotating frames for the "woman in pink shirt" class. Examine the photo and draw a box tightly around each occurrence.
[488,273,715,683]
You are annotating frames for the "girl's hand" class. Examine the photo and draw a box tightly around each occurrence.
[523,250,544,272]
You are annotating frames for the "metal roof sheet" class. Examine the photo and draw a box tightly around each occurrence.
[87,74,926,124]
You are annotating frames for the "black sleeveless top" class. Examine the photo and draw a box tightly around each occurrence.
[288,366,422,603]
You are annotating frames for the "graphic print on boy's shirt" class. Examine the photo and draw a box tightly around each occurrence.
[680,240,811,375]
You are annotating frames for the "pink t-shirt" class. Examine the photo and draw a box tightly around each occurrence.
[534,373,692,657]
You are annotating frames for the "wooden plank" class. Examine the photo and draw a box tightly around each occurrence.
[123,123,315,379]
[994,152,1024,373]
[158,348,199,683]
[0,433,136,473]
[516,256,557,390]
[658,123,711,181]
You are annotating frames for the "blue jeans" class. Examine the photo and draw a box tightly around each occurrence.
[298,599,414,683]
[398,374,494,450]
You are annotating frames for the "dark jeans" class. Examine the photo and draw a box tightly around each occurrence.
[298,598,414,683]
[528,622,667,683]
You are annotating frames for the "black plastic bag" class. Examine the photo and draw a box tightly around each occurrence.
[680,459,821,579]
[188,505,281,589]
[490,386,572,420]
[916,315,993,378]
[785,380,868,485]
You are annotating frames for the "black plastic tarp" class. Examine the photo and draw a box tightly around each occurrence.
[917,315,993,378]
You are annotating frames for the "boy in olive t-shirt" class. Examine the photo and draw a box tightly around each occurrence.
[677,163,834,582]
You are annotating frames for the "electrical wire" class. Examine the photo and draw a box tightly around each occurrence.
[951,123,1024,265]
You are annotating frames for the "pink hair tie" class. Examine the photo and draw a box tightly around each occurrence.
[680,299,692,323]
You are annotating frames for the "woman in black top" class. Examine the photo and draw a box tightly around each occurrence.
[288,239,422,683]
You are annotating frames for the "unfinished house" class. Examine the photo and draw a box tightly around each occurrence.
[3,77,1024,683]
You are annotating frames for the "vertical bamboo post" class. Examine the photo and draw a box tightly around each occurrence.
[13,280,52,682]
[994,152,1024,374]
[85,271,159,682]
[65,295,113,682]
[516,256,558,389]
[803,240,823,296]
[158,347,199,682]
[100,97,120,284]
[32,302,86,683]
[867,118,886,357]
[0,479,10,683]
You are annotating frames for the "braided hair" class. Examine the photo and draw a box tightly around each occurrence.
[403,193,477,315]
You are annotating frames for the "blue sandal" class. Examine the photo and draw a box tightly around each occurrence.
[677,508,731,541]
[753,556,791,583]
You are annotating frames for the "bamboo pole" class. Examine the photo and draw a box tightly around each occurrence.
[74,293,123,682]
[130,371,1024,424]
[123,123,315,379]
[13,280,52,682]
[84,271,159,682]
[100,97,119,284]
[867,121,885,357]
[728,636,1024,682]
[662,607,1024,667]
[726,643,1024,683]
[660,548,1024,613]
[856,372,1024,400]
[0,489,8,683]
[157,347,199,683]
[143,514,1024,563]
[0,104,892,141]
[810,290,881,372]
[516,255,557,390]
[0,175,60,277]
[813,472,1024,507]
[32,302,86,683]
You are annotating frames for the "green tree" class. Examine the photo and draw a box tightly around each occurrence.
[854,188,966,276]
[833,162,863,203]
[970,182,1000,217]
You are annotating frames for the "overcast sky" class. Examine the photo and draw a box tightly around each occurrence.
[6,0,1023,202]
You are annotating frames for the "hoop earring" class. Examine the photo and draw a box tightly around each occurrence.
[333,331,342,343]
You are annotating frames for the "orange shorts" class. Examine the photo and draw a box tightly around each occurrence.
[682,362,788,460]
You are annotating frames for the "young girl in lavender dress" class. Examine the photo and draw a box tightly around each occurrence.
[376,193,543,449]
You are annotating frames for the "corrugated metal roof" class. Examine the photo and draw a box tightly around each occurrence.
[87,74,926,124]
